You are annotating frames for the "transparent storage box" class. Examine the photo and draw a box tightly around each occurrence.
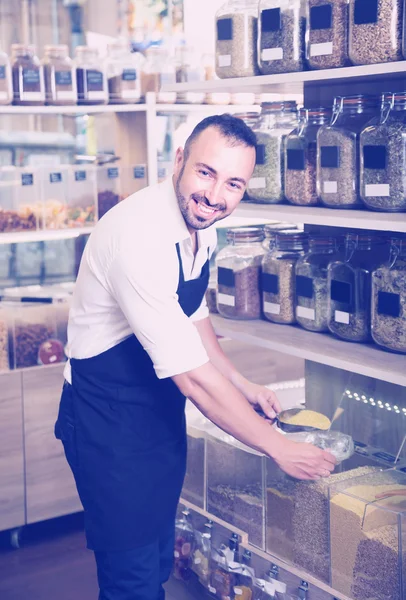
[306,0,350,70]
[330,468,406,600]
[0,244,12,284]
[0,166,41,233]
[183,404,207,509]
[0,304,10,373]
[121,165,148,199]
[67,165,97,227]
[44,239,76,283]
[97,166,122,219]
[41,166,69,230]
[15,242,43,281]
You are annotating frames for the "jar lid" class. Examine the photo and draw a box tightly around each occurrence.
[309,235,338,249]
[334,95,379,109]
[300,107,331,118]
[226,226,265,243]
[11,44,36,55]
[264,222,298,237]
[44,44,69,53]
[276,230,309,251]
[75,46,99,57]
[262,101,297,113]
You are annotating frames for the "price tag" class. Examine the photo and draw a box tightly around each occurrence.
[218,293,235,307]
[297,306,315,321]
[365,184,390,197]
[261,47,283,61]
[335,310,350,325]
[264,302,281,315]
[249,177,266,190]
[324,181,338,194]
[310,42,333,57]
[218,55,232,67]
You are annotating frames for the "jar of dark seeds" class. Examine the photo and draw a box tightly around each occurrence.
[216,227,265,320]
[105,40,142,104]
[248,101,298,204]
[75,46,108,105]
[371,238,406,353]
[262,222,299,251]
[262,230,309,324]
[317,95,380,209]
[360,92,406,212]
[306,0,350,70]
[327,233,387,343]
[215,0,259,79]
[11,44,45,106]
[42,45,76,105]
[295,235,341,333]
[349,0,403,66]
[285,107,331,206]
[258,0,305,75]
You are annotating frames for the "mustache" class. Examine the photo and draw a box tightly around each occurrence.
[191,193,226,212]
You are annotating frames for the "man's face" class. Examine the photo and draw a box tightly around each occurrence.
[173,127,256,232]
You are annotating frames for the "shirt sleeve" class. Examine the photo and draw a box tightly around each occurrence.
[106,241,209,379]
[189,294,209,322]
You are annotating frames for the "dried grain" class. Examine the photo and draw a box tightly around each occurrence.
[307,0,349,70]
[259,7,305,75]
[371,261,406,353]
[217,263,263,320]
[216,13,259,79]
[285,142,318,206]
[262,255,298,324]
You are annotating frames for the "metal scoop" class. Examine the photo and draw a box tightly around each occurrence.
[275,408,327,433]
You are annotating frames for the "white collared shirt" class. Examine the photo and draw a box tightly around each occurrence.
[64,178,216,383]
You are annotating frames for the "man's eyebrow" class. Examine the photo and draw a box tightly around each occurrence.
[195,163,247,186]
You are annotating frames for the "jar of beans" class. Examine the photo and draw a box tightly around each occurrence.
[216,227,265,320]
[262,230,309,324]
[285,106,331,206]
[317,95,379,209]
[305,0,350,70]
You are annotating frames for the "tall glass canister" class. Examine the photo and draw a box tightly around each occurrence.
[306,0,350,70]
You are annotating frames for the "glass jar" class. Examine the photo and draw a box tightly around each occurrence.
[247,101,298,203]
[295,236,340,332]
[0,305,10,372]
[11,44,45,106]
[327,233,387,343]
[75,46,108,105]
[371,238,406,353]
[175,46,206,104]
[262,230,309,324]
[216,227,265,320]
[317,95,379,209]
[349,0,403,66]
[105,40,142,104]
[360,92,406,212]
[141,46,176,104]
[174,508,195,581]
[42,45,76,105]
[262,222,299,251]
[258,0,305,75]
[306,0,350,70]
[215,0,259,79]
[285,107,331,206]
[0,49,12,105]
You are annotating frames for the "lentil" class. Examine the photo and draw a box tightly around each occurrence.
[285,142,318,205]
[306,0,350,70]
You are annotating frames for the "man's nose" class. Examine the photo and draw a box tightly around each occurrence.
[206,181,223,206]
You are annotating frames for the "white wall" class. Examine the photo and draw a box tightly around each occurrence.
[183,0,224,56]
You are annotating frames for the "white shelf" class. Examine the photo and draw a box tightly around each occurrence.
[0,104,148,115]
[211,314,406,387]
[156,104,261,114]
[162,61,406,94]
[0,227,93,245]
[234,203,406,233]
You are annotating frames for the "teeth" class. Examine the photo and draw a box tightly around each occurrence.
[197,203,215,215]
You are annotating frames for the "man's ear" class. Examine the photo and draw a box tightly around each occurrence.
[174,147,185,175]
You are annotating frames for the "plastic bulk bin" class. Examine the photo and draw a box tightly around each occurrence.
[67,165,97,227]
[121,165,148,199]
[0,167,41,233]
[0,304,10,372]
[97,166,122,219]
[41,166,69,230]
[183,425,206,509]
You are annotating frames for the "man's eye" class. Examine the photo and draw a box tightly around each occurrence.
[229,182,242,190]
[199,170,210,177]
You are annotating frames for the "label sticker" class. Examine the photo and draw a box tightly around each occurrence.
[22,68,40,86]
[217,17,233,41]
[264,302,281,315]
[331,280,352,304]
[321,146,340,168]
[49,172,62,184]
[0,66,6,79]
[365,184,390,197]
[208,586,217,594]
[86,70,104,91]
[249,177,266,190]
[310,42,333,57]
[133,165,146,179]
[107,167,119,179]
[261,47,283,61]
[122,69,137,81]
[310,4,333,30]
[256,144,266,165]
[75,170,87,182]
[218,266,235,288]
[234,589,243,596]
[296,275,314,299]
[335,310,350,325]
[218,293,235,307]
[324,181,338,193]
[297,306,316,321]
[287,148,305,171]
[373,451,397,463]
[261,7,281,32]
[55,71,73,86]
[121,89,140,100]
[262,272,279,295]
[377,291,401,318]
[21,173,34,186]
[354,0,378,25]
[363,145,386,170]
[218,55,232,68]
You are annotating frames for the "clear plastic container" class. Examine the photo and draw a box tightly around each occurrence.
[106,40,142,104]
[191,521,212,588]
[317,95,380,209]
[306,0,349,70]
[183,425,206,509]
[262,222,299,251]
[215,0,259,79]
[0,167,41,233]
[349,0,403,66]
[360,92,406,212]
[295,236,340,332]
[262,230,309,324]
[41,166,69,230]
[75,46,108,105]
[175,46,206,104]
[0,49,13,105]
[248,101,298,203]
[210,534,240,597]
[44,239,76,282]
[141,46,176,104]
[258,0,305,75]
[174,508,195,581]
[330,468,406,600]
[371,238,406,353]
[285,107,331,206]
[97,166,122,219]
[15,243,43,281]
[42,45,76,105]
[67,165,97,227]
[0,304,10,372]
[327,233,387,343]
[121,165,148,198]
[11,44,45,106]
[216,227,265,320]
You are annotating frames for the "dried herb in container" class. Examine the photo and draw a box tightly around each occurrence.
[306,0,350,70]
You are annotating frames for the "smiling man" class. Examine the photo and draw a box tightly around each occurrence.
[55,114,336,600]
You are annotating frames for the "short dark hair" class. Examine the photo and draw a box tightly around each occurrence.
[183,113,257,160]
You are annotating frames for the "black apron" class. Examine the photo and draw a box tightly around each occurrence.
[55,242,209,552]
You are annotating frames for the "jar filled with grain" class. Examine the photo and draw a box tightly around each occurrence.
[306,0,350,70]
[75,46,108,105]
[216,227,265,320]
[349,0,403,66]
[285,107,331,206]
[295,235,341,332]
[327,233,387,343]
[42,45,76,105]
[141,46,177,104]
[11,44,45,106]
[258,0,305,75]
[317,95,380,209]
[248,101,298,204]
[215,0,259,79]
[262,230,309,324]
[175,46,206,104]
[105,40,143,104]
[360,92,406,212]
[371,238,406,353]
[0,49,12,105]
[262,222,299,251]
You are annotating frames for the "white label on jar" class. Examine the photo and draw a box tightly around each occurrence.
[56,90,76,102]
[297,306,315,321]
[335,310,350,325]
[310,42,333,57]
[218,293,235,307]
[234,589,243,596]
[264,302,281,315]
[365,184,390,197]
[249,177,266,190]
[121,89,140,100]
[324,181,338,194]
[20,91,43,101]
[208,586,216,594]
[218,55,232,67]
[88,90,106,101]
[262,47,284,61]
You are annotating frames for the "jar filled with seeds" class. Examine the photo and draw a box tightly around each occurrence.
[42,45,76,105]
[262,222,299,251]
[0,49,12,105]
[317,95,380,209]
[258,0,305,75]
[141,46,177,104]
[327,233,387,343]
[349,0,403,66]
[11,44,45,106]
[175,46,206,104]
[295,235,341,332]
[75,46,108,105]
[105,40,143,104]
[360,92,406,212]
[285,106,331,206]
[216,227,265,320]
[248,101,298,204]
[306,0,350,70]
[262,230,309,324]
[215,0,259,79]
[371,238,406,353]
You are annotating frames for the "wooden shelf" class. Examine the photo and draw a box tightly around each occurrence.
[0,227,93,245]
[211,315,406,387]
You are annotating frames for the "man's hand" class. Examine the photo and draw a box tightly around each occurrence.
[272,436,337,481]
[240,380,282,420]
